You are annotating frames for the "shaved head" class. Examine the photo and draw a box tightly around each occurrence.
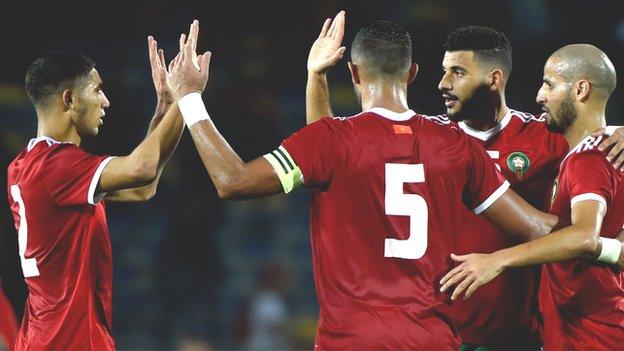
[549,44,616,98]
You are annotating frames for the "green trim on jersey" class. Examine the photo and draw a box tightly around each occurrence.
[263,145,303,193]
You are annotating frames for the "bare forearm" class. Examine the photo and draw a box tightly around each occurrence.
[146,100,172,134]
[498,225,600,268]
[133,103,184,197]
[306,72,333,124]
[105,103,184,201]
[485,190,563,241]
[188,118,248,196]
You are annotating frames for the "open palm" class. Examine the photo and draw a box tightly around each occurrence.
[307,11,346,74]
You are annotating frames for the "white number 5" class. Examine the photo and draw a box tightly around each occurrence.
[384,164,428,259]
[10,185,40,277]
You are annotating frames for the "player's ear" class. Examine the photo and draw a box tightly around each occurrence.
[348,62,360,85]
[490,69,504,91]
[61,89,74,109]
[407,63,419,85]
[575,80,591,102]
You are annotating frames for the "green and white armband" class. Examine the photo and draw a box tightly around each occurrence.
[263,145,304,193]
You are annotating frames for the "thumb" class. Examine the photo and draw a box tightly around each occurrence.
[450,253,469,262]
[200,51,212,72]
[332,46,346,61]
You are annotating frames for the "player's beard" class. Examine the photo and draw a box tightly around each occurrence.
[546,92,577,133]
[447,84,491,123]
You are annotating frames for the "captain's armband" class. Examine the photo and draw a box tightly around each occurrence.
[263,146,304,193]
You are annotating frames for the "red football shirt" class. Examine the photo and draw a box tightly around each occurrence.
[452,109,569,345]
[0,287,17,350]
[541,134,624,351]
[280,108,509,350]
[7,137,115,351]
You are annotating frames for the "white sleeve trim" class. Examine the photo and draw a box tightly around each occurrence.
[571,193,607,208]
[473,180,510,214]
[88,156,116,205]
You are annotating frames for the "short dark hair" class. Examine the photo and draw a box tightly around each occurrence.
[444,26,512,75]
[25,51,95,106]
[351,20,412,77]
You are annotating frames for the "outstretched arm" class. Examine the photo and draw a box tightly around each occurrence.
[169,24,283,200]
[306,11,346,124]
[98,22,200,200]
[481,189,565,241]
[440,199,621,300]
[106,34,188,202]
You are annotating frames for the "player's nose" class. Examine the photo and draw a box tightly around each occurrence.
[535,89,546,105]
[438,73,451,92]
[102,93,110,109]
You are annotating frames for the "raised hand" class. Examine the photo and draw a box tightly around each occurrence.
[307,11,346,75]
[169,20,212,99]
[147,36,175,104]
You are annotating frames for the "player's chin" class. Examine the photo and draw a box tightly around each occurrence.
[447,108,465,122]
[88,126,100,136]
[545,118,564,133]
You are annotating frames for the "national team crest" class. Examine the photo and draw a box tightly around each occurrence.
[506,151,530,181]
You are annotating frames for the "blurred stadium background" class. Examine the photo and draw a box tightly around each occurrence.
[0,0,623,350]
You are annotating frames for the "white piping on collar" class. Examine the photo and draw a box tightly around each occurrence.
[561,133,605,164]
[27,136,62,151]
[458,108,513,141]
[368,107,417,122]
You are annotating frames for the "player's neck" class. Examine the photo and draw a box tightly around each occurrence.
[360,82,409,113]
[564,107,606,148]
[36,109,82,146]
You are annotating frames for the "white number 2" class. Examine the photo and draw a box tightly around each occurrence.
[384,163,428,259]
[10,185,40,277]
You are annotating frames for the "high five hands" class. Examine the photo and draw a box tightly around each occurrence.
[168,20,212,99]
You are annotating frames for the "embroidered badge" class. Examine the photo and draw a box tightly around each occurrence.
[506,151,530,181]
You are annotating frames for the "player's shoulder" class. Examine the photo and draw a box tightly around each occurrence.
[508,109,566,141]
[324,109,459,141]
[508,109,547,125]
[562,134,608,169]
[419,115,469,142]
[43,141,86,160]
[506,109,549,133]
[420,113,453,126]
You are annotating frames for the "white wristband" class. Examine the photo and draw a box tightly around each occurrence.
[178,92,210,127]
[597,237,622,264]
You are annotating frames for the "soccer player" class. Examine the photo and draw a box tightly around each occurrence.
[437,27,563,350]
[440,44,624,351]
[6,22,201,350]
[306,17,624,350]
[0,287,17,350]
[168,18,615,349]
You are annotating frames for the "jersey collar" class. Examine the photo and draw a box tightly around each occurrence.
[368,107,416,121]
[27,136,61,151]
[458,108,513,141]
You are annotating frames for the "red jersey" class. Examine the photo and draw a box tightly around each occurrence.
[452,109,569,345]
[277,108,509,350]
[541,134,624,351]
[0,287,17,350]
[7,137,115,351]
